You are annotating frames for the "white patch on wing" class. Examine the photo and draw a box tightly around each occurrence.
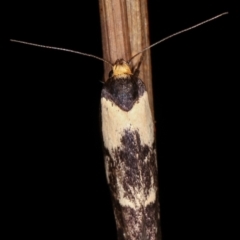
[101,91,154,152]
[104,156,110,184]
[144,187,156,206]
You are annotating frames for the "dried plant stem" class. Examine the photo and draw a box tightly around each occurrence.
[99,0,154,116]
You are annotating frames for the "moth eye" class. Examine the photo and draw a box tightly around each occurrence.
[108,70,113,78]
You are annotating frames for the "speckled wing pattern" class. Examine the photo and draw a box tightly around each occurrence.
[101,67,160,240]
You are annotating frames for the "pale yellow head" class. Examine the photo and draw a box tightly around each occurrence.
[112,59,132,78]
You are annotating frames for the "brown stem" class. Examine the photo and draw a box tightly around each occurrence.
[99,0,154,117]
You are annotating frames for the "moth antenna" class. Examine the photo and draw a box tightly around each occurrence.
[10,39,113,66]
[128,12,228,63]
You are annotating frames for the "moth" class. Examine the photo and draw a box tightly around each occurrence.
[101,58,159,240]
[11,12,228,240]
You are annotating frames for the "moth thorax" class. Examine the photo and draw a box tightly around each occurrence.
[112,59,132,78]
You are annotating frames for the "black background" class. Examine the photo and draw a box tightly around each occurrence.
[3,1,239,239]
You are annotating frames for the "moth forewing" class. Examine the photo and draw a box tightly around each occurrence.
[101,59,159,240]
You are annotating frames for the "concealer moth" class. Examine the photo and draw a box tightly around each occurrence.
[10,11,228,240]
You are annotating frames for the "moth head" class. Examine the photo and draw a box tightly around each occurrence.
[112,59,132,78]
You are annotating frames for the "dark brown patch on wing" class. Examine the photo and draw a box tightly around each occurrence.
[118,130,157,198]
[144,201,160,240]
[104,129,160,240]
[101,77,146,111]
